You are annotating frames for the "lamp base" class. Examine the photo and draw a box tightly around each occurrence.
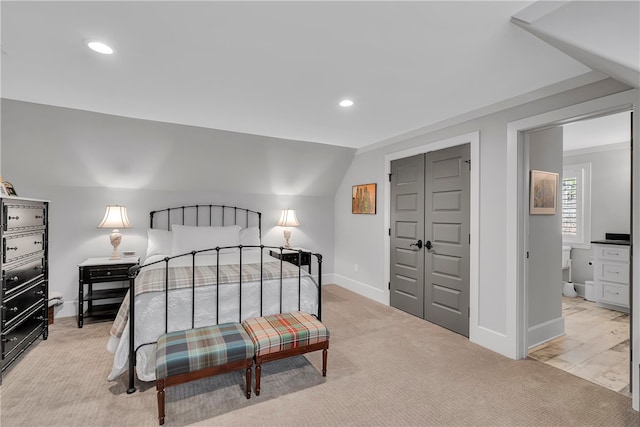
[283,228,292,248]
[109,229,122,260]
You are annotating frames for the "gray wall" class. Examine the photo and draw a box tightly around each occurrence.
[564,144,631,284]
[333,78,630,343]
[527,127,563,335]
[1,99,355,317]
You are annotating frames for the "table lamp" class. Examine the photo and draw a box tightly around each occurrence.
[276,208,300,248]
[97,205,132,260]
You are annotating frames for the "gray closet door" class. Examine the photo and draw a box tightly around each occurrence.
[424,144,471,337]
[390,154,425,318]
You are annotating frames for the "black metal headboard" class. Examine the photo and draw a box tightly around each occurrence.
[150,204,262,238]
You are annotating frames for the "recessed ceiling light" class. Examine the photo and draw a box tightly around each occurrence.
[339,99,354,107]
[87,41,114,55]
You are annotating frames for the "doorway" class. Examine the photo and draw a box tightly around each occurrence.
[390,144,470,336]
[525,111,633,396]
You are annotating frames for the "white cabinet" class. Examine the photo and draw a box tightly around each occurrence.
[592,244,630,312]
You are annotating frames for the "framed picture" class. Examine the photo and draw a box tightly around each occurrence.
[530,170,558,214]
[352,183,376,214]
[2,181,17,197]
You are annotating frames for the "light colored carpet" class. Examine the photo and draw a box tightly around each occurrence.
[1,284,638,426]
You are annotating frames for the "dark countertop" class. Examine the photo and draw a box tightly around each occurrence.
[591,240,631,246]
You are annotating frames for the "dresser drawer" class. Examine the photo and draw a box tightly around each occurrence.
[593,245,629,261]
[2,281,46,328]
[599,282,629,307]
[85,265,132,282]
[595,261,629,284]
[2,258,45,294]
[2,308,44,360]
[3,203,46,232]
[3,232,45,264]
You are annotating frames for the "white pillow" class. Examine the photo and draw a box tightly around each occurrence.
[240,227,261,247]
[171,224,241,256]
[146,229,172,258]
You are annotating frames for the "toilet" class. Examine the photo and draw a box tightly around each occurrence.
[562,245,577,297]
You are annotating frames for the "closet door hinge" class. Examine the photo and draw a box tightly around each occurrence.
[388,282,391,290]
[388,173,392,182]
[389,228,391,236]
[464,159,471,171]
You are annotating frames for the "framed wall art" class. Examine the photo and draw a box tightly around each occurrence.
[530,170,558,214]
[352,183,376,214]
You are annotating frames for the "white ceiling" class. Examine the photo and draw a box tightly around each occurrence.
[563,111,632,152]
[0,1,629,149]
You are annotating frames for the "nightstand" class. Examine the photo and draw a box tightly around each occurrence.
[269,248,312,274]
[77,256,139,328]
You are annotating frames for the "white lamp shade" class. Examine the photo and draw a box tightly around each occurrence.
[97,205,132,229]
[277,209,300,227]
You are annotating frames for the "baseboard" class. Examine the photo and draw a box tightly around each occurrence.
[573,282,585,297]
[527,316,565,349]
[470,325,518,359]
[332,274,388,305]
[54,301,77,319]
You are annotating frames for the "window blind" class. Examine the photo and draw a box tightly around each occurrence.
[562,177,577,235]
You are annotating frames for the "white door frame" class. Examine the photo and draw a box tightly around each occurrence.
[506,89,639,411]
[384,131,480,339]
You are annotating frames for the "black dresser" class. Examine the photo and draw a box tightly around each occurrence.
[1,198,49,382]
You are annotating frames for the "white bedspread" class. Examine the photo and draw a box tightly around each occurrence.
[106,250,319,382]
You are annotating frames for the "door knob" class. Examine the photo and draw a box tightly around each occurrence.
[410,240,423,250]
[425,240,433,250]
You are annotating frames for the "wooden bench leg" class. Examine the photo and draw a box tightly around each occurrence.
[322,347,328,377]
[157,379,166,425]
[255,358,262,397]
[245,362,252,399]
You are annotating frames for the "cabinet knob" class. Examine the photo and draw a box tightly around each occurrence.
[34,241,42,245]
[6,247,18,251]
[8,306,19,312]
[6,336,18,342]
[35,215,43,219]
[8,216,19,220]
[106,271,111,276]
[10,276,19,282]
[35,290,45,296]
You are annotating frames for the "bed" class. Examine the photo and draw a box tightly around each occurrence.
[105,205,322,392]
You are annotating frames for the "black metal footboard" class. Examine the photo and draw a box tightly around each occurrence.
[125,245,322,394]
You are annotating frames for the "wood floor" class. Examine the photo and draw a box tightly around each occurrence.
[529,296,630,397]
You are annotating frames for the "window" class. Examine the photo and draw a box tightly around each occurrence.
[562,163,591,248]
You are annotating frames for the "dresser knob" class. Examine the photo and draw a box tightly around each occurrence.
[35,290,45,296]
[8,216,19,220]
[6,247,18,251]
[7,336,18,342]
[34,241,42,245]
[106,272,111,276]
[10,276,19,282]
[35,215,43,219]
[35,315,44,321]
[8,306,18,312]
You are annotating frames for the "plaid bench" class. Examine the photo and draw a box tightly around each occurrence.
[154,322,254,425]
[241,311,329,396]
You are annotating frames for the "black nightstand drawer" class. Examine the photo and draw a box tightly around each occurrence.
[86,265,131,281]
[269,249,312,273]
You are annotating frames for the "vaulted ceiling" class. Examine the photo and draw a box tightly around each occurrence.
[1,1,638,149]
